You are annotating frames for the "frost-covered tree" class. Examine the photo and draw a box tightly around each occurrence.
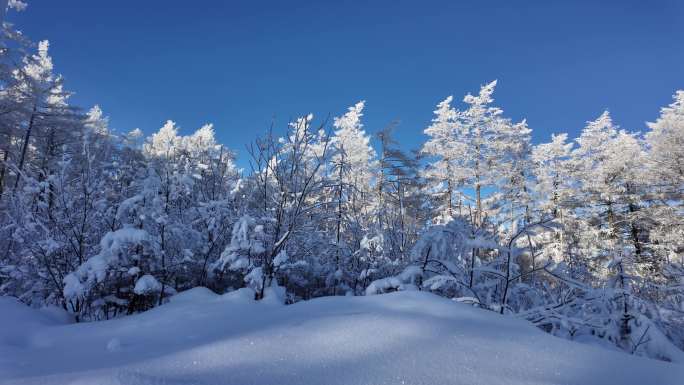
[55,119,239,319]
[532,133,573,218]
[422,96,461,220]
[326,101,380,294]
[375,124,425,267]
[0,20,33,197]
[644,91,683,267]
[530,133,575,275]
[566,112,655,282]
[212,114,331,301]
[568,111,621,275]
[11,41,81,190]
[642,91,684,348]
[492,119,534,228]
[454,80,504,227]
[331,101,377,196]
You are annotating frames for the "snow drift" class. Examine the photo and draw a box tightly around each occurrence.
[1,289,683,385]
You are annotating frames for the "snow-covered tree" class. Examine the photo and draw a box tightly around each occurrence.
[530,133,574,268]
[422,96,461,220]
[454,80,503,228]
[644,91,683,267]
[212,114,332,300]
[326,101,380,294]
[375,123,425,268]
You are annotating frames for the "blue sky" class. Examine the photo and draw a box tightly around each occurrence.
[11,1,684,165]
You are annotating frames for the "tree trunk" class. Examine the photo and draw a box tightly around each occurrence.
[0,148,9,197]
[14,104,37,190]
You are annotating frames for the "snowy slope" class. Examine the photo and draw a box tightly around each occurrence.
[1,289,683,385]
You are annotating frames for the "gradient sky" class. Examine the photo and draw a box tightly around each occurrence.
[10,0,684,166]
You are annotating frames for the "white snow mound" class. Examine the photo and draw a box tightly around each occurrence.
[1,289,683,385]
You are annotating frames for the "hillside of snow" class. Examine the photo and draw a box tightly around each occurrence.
[1,289,683,385]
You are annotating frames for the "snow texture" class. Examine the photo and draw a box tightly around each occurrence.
[1,290,682,385]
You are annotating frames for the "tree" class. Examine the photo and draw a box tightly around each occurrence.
[327,101,379,294]
[375,123,424,266]
[568,111,620,277]
[531,134,573,268]
[644,91,683,267]
[214,114,331,300]
[422,96,460,221]
[455,80,503,228]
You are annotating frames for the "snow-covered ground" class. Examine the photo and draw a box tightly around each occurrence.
[1,289,683,385]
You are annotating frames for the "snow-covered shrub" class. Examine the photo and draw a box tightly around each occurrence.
[63,227,154,319]
[365,266,422,295]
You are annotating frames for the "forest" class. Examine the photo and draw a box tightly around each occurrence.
[0,1,683,365]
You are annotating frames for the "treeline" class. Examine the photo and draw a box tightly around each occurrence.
[0,7,682,360]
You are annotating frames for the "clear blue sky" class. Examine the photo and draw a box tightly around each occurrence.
[11,0,684,165]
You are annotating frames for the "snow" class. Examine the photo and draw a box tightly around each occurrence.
[0,297,72,351]
[133,275,161,295]
[365,266,421,295]
[1,290,683,385]
[106,338,122,353]
[272,250,288,268]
